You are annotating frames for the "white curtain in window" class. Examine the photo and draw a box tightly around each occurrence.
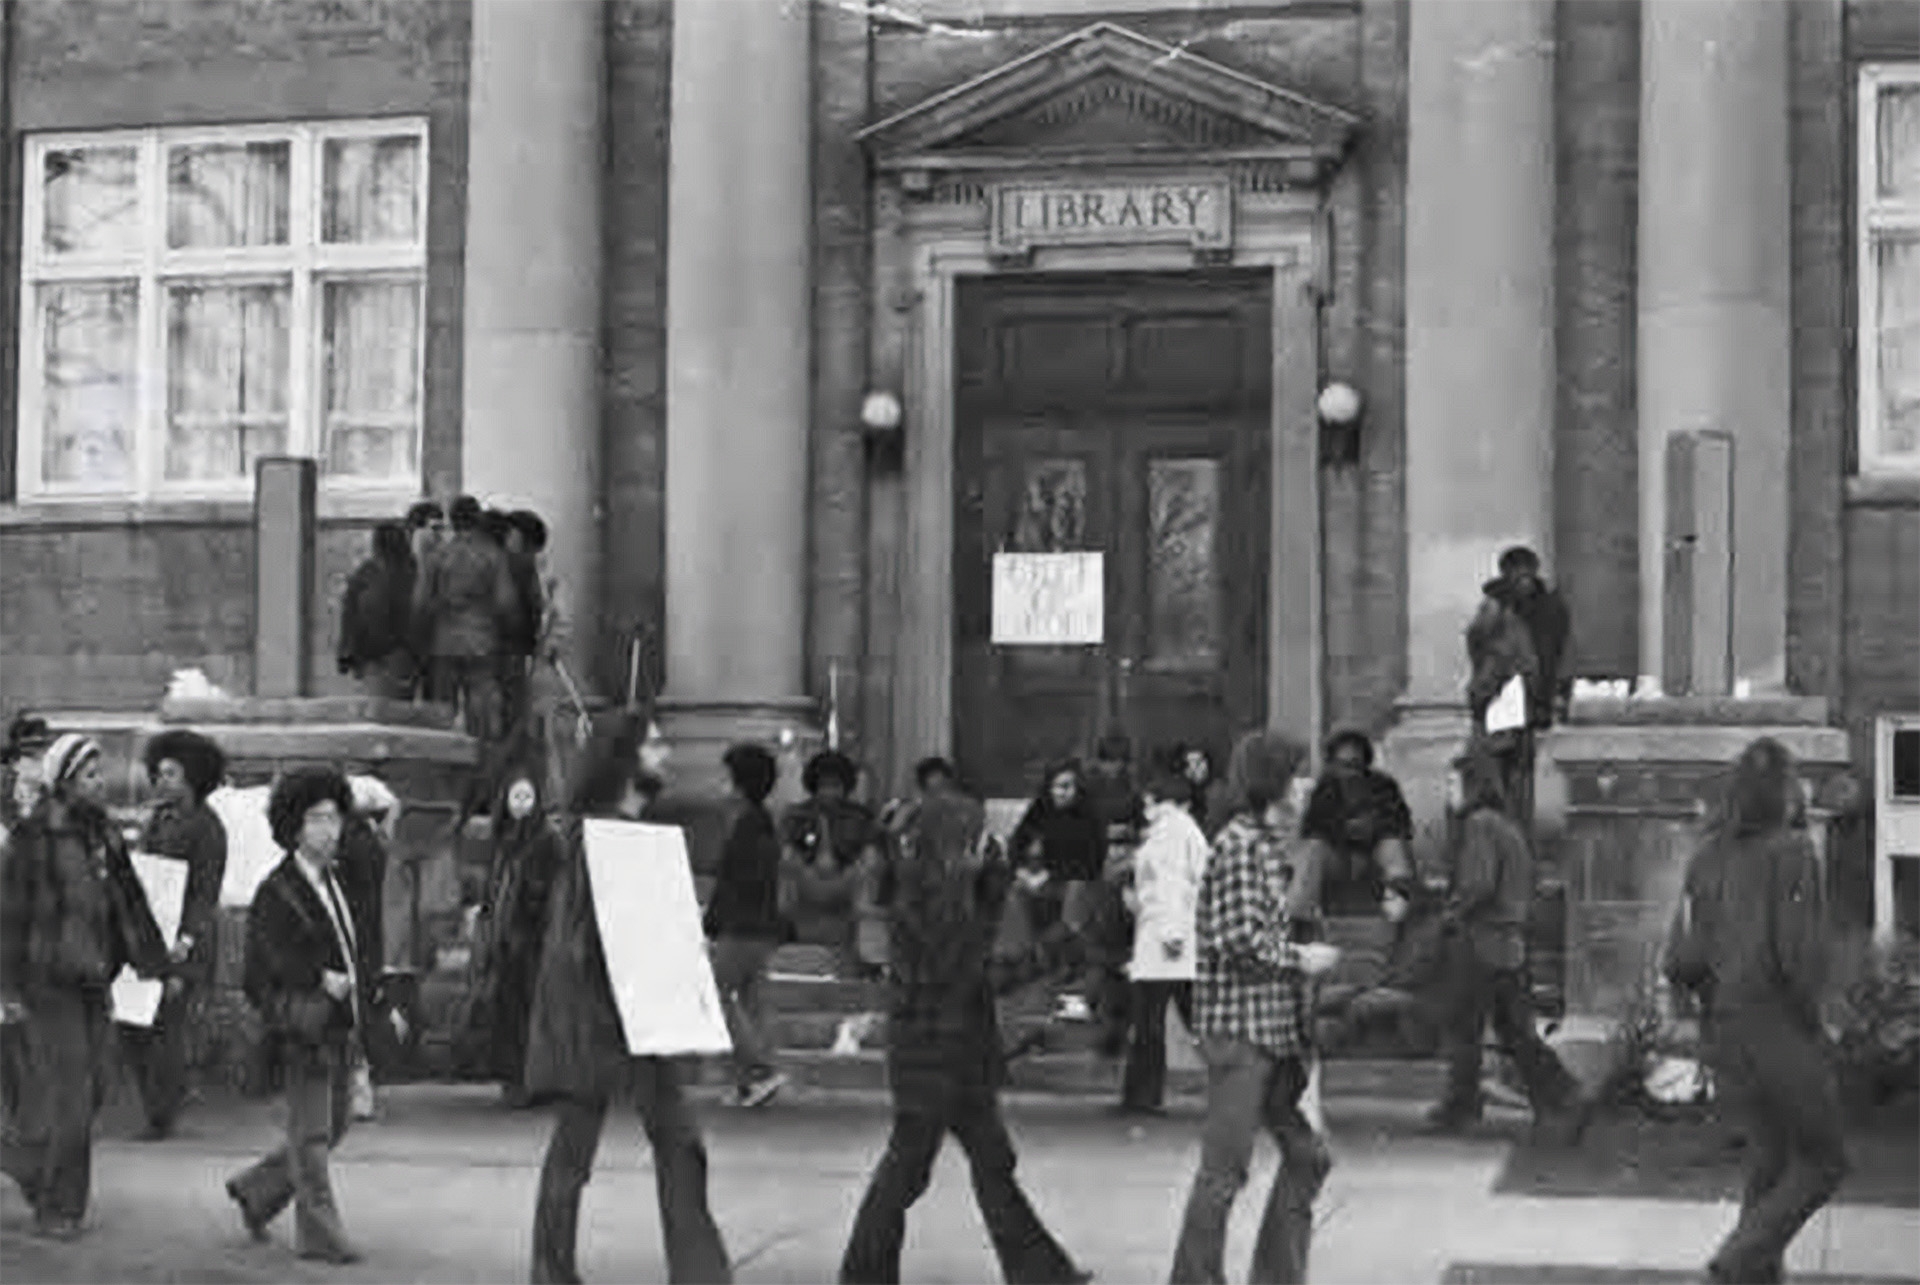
[167,142,290,249]
[166,282,290,481]
[1878,237,1920,459]
[42,147,140,256]
[323,278,422,478]
[1879,85,1920,201]
[40,282,138,486]
[323,136,421,244]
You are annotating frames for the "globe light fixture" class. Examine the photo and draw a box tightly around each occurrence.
[861,390,903,433]
[1317,380,1363,465]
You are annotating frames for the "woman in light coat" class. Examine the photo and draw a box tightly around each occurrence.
[1115,760,1211,1115]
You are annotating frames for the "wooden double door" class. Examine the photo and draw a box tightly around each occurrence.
[954,271,1273,799]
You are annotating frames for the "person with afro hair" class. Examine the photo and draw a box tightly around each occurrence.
[226,767,365,1264]
[121,730,230,1139]
[1298,729,1414,918]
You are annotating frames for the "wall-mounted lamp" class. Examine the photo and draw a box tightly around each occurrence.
[1317,380,1363,467]
[861,390,903,435]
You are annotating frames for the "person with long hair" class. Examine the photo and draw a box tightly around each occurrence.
[1667,738,1846,1284]
[1423,750,1585,1141]
[522,722,731,1284]
[1114,759,1208,1117]
[839,793,1090,1285]
[123,729,229,1140]
[1,735,168,1240]
[1170,730,1338,1285]
[225,767,369,1263]
[478,765,565,1108]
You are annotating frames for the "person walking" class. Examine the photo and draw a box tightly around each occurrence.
[225,767,368,1264]
[122,729,229,1140]
[1424,751,1586,1141]
[414,494,519,741]
[523,723,732,1285]
[337,522,418,701]
[1169,730,1339,1285]
[839,793,1091,1285]
[1,735,168,1240]
[1666,738,1847,1285]
[704,743,789,1108]
[1116,760,1208,1117]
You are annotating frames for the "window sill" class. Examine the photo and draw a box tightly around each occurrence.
[1846,473,1920,508]
[0,488,420,529]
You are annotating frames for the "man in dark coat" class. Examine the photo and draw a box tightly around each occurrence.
[839,794,1090,1285]
[1425,751,1584,1140]
[522,724,731,1285]
[337,522,417,700]
[122,729,229,1139]
[1667,738,1847,1285]
[413,494,518,741]
[1,735,168,1240]
[705,743,788,1107]
[501,510,549,738]
[1299,729,1415,917]
[225,768,366,1264]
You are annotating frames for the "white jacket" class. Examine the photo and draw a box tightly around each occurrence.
[1126,801,1210,981]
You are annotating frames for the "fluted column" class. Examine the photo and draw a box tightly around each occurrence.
[659,0,817,800]
[1401,0,1557,707]
[1638,0,1792,692]
[461,0,604,683]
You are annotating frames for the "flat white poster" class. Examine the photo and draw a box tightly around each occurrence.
[581,819,732,1056]
[111,853,189,1027]
[991,551,1104,645]
[1485,674,1529,734]
[208,784,280,907]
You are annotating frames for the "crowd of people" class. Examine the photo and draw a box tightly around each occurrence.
[0,540,1854,1285]
[336,495,556,745]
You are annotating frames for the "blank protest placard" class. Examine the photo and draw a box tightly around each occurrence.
[581,819,732,1056]
[112,852,188,1028]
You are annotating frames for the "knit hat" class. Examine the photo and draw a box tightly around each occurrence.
[42,733,102,794]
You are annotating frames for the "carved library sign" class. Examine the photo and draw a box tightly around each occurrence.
[988,177,1232,254]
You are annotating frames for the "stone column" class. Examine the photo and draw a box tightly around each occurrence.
[659,0,817,803]
[1638,1,1792,693]
[461,0,605,683]
[1385,0,1556,849]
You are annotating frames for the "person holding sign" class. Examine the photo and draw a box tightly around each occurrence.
[122,729,229,1140]
[0,735,168,1241]
[225,768,368,1264]
[522,723,732,1285]
[1465,576,1541,831]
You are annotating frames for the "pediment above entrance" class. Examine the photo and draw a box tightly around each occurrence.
[857,22,1358,180]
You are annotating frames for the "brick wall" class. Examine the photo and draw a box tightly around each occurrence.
[0,0,469,715]
[596,0,672,700]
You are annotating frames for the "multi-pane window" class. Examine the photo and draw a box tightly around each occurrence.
[17,121,427,499]
[1861,66,1920,475]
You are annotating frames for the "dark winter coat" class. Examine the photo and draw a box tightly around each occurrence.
[1443,805,1534,970]
[1504,580,1571,729]
[244,856,364,1080]
[0,797,168,1001]
[335,815,388,988]
[337,553,416,673]
[704,802,783,941]
[881,813,1083,1114]
[478,811,565,1081]
[504,548,546,658]
[413,530,518,659]
[1081,764,1145,848]
[1465,595,1539,740]
[1665,827,1828,1035]
[138,798,228,985]
[522,816,646,1104]
[780,798,880,948]
[1008,798,1106,884]
[1301,767,1414,855]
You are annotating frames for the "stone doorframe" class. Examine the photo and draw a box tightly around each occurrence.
[869,183,1326,781]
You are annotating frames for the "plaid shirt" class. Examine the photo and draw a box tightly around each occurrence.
[1192,811,1310,1058]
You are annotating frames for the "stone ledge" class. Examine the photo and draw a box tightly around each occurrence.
[1564,695,1830,726]
[161,695,457,730]
[1550,723,1851,766]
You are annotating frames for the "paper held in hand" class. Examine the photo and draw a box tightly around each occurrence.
[581,819,733,1056]
[111,853,188,1028]
[1485,674,1529,735]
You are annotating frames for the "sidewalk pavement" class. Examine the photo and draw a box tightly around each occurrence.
[3,1085,1915,1284]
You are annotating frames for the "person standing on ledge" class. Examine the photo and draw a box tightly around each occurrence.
[1666,738,1846,1285]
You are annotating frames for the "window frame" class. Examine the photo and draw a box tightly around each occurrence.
[15,118,429,503]
[1858,64,1920,477]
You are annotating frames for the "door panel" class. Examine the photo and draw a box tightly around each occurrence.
[954,271,1271,799]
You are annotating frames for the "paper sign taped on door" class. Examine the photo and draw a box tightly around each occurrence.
[992,552,1104,645]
